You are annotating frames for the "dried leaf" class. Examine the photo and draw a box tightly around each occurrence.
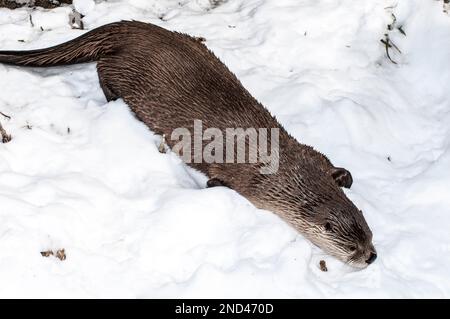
[56,249,66,261]
[319,260,328,272]
[40,250,54,257]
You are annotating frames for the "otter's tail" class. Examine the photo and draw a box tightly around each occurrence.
[0,23,122,67]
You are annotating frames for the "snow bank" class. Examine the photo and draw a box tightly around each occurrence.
[0,0,449,298]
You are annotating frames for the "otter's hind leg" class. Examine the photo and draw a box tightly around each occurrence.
[98,74,119,102]
[97,63,119,102]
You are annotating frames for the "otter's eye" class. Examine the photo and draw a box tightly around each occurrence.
[349,246,356,252]
[324,222,332,231]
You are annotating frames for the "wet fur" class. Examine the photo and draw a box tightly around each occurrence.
[0,21,375,267]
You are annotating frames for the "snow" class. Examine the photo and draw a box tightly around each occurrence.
[0,0,449,298]
[72,0,95,16]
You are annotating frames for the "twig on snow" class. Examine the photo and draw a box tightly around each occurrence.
[380,34,401,64]
[398,25,406,36]
[0,111,11,120]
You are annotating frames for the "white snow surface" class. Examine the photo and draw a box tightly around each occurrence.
[0,0,449,298]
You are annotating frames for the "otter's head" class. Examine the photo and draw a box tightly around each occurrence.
[249,148,376,269]
[297,189,376,269]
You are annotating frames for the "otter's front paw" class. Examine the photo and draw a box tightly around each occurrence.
[206,178,228,188]
[330,167,353,188]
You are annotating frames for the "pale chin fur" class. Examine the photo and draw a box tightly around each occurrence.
[318,242,369,269]
[347,259,369,269]
[300,227,374,269]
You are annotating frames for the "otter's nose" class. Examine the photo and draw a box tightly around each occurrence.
[366,252,377,264]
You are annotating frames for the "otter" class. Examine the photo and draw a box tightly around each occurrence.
[0,21,376,268]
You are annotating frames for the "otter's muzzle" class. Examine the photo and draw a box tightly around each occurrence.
[366,252,377,265]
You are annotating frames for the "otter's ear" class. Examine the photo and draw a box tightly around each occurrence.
[207,178,229,188]
[330,167,353,188]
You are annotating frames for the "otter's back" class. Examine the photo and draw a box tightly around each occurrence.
[97,22,280,136]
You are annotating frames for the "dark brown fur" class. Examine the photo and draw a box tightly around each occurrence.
[0,0,72,10]
[0,21,376,267]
